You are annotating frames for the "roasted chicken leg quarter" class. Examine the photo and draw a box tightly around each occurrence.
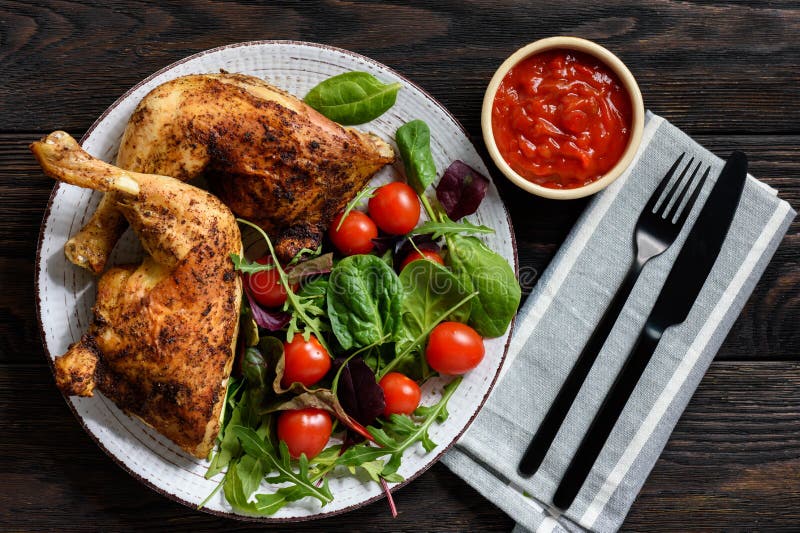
[31,131,242,458]
[66,73,395,273]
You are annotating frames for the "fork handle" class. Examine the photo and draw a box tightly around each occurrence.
[552,324,662,509]
[518,260,644,477]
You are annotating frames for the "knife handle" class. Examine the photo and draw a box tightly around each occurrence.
[518,261,643,477]
[552,323,663,510]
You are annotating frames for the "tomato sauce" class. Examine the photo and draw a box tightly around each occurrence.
[491,49,632,189]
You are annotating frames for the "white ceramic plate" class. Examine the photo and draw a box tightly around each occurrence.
[35,41,517,521]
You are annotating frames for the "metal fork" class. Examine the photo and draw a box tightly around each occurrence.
[518,153,711,477]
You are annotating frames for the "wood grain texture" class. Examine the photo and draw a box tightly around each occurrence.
[0,362,797,531]
[1,0,798,530]
[0,1,798,133]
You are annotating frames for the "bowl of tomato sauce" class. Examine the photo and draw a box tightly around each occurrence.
[483,36,645,199]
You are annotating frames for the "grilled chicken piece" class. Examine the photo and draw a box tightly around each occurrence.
[66,73,395,273]
[32,131,242,458]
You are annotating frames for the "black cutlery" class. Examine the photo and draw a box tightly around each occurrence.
[552,151,748,510]
[518,153,710,477]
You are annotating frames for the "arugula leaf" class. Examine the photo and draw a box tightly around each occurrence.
[237,454,267,500]
[336,377,462,478]
[235,219,330,350]
[222,457,253,510]
[230,426,334,507]
[231,252,332,285]
[251,486,306,514]
[205,378,245,478]
[287,246,322,267]
[396,120,437,196]
[231,253,276,275]
[353,459,387,483]
[409,217,494,240]
[305,71,401,125]
[336,186,376,231]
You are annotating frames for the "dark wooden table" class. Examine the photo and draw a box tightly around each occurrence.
[2,1,798,531]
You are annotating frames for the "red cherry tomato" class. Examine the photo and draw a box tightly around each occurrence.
[329,211,378,255]
[277,408,332,459]
[246,256,292,308]
[425,322,485,375]
[368,182,421,235]
[399,249,445,271]
[379,372,422,416]
[282,334,331,388]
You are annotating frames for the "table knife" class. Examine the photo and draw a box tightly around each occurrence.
[552,151,748,510]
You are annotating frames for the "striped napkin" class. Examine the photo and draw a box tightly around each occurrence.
[442,113,796,533]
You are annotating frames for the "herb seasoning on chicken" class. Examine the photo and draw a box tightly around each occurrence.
[64,73,395,272]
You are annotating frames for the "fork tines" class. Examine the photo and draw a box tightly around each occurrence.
[651,154,711,225]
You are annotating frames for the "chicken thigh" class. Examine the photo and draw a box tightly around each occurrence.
[32,131,242,458]
[66,73,395,273]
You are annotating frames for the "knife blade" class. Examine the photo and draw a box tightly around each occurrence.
[552,151,748,510]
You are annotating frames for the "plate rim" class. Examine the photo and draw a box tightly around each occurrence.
[34,39,519,522]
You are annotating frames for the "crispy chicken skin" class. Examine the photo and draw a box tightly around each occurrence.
[32,131,242,458]
[66,73,395,273]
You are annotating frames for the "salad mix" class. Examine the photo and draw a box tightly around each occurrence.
[201,72,521,516]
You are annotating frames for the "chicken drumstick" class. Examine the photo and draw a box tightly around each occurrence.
[32,131,242,458]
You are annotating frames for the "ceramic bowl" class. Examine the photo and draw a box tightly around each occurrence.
[482,36,645,200]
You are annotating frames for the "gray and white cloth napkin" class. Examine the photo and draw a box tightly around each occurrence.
[442,112,796,533]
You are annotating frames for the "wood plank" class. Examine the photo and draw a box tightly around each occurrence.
[626,361,800,530]
[2,134,797,364]
[0,361,796,530]
[0,1,798,133]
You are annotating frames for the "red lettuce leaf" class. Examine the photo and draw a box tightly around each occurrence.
[259,339,376,442]
[286,252,333,284]
[243,286,291,331]
[371,234,402,256]
[333,358,386,427]
[435,160,490,221]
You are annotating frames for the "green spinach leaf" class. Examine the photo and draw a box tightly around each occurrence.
[396,120,437,195]
[326,255,402,350]
[305,71,401,125]
[389,260,475,378]
[445,234,521,337]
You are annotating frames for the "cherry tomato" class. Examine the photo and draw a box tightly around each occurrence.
[246,256,292,308]
[399,249,445,271]
[282,334,331,388]
[379,372,422,416]
[329,211,378,255]
[277,408,332,459]
[425,322,485,375]
[368,182,421,235]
